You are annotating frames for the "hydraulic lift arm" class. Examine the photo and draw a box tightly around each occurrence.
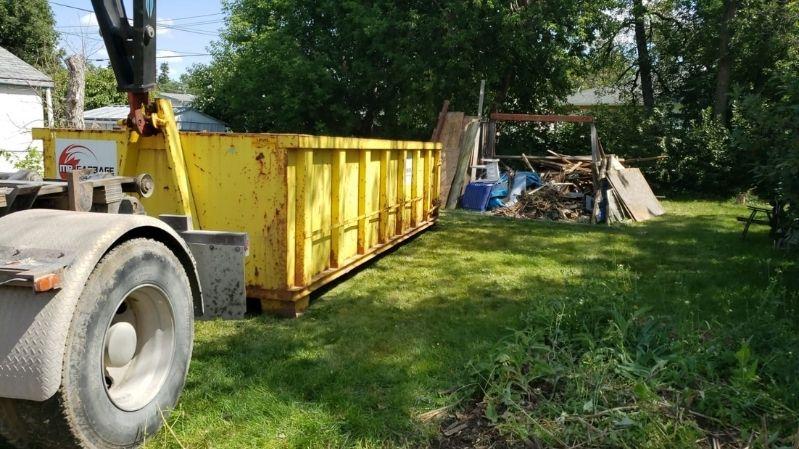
[89,0,197,219]
[91,0,158,135]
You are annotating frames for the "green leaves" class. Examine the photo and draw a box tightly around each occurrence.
[0,0,59,69]
[459,279,799,447]
[84,65,127,111]
[188,0,605,138]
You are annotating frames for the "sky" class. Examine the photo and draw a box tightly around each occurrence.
[48,0,224,77]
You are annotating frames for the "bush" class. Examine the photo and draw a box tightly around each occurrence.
[0,147,43,175]
[731,57,799,217]
[460,274,799,448]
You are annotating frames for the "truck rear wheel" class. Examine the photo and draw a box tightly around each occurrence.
[0,239,194,449]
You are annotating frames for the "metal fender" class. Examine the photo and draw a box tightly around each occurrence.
[0,209,202,402]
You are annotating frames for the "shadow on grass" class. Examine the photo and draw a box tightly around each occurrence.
[141,201,797,448]
[2,201,796,449]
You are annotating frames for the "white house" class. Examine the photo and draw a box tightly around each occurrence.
[0,46,54,172]
[566,87,627,108]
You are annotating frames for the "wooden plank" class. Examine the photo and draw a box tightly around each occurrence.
[430,100,451,141]
[445,120,480,209]
[437,112,466,204]
[491,113,594,123]
[606,168,665,222]
[520,153,535,171]
[494,155,594,162]
[432,148,441,213]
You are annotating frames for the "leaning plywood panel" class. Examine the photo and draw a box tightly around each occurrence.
[606,168,665,221]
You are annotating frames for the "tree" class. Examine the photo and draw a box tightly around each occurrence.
[85,64,127,109]
[158,62,171,86]
[0,0,59,68]
[65,55,86,129]
[713,0,737,122]
[189,0,606,138]
[157,62,188,93]
[629,0,655,113]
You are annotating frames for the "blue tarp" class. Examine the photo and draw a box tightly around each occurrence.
[461,171,542,212]
[486,173,509,210]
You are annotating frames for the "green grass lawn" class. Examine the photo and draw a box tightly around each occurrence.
[135,199,794,448]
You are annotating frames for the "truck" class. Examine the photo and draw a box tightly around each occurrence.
[0,1,441,447]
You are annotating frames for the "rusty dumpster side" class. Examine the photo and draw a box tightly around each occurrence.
[35,129,442,316]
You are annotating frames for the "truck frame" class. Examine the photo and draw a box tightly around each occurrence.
[0,1,248,447]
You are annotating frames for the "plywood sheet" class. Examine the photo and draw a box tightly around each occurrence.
[606,168,665,221]
[437,112,466,204]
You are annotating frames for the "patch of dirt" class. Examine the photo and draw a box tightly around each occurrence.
[427,402,537,449]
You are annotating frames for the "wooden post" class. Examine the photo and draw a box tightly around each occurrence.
[45,88,54,128]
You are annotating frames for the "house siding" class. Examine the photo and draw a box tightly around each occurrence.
[0,84,45,172]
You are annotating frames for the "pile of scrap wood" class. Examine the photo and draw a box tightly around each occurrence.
[491,150,665,224]
[493,184,585,221]
[491,151,595,221]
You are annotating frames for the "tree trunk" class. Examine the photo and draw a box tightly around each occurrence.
[489,70,514,113]
[632,0,655,113]
[65,54,85,129]
[713,0,737,123]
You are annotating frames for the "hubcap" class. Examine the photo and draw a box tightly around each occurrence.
[105,322,137,367]
[102,285,176,411]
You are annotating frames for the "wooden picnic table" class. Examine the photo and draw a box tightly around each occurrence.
[737,205,773,239]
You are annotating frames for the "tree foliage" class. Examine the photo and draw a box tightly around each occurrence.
[0,0,59,69]
[186,0,797,209]
[190,0,608,138]
[85,64,127,110]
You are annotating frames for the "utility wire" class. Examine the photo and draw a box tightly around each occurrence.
[49,1,224,23]
[88,53,211,62]
[49,1,92,13]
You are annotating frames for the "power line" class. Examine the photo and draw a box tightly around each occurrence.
[160,26,220,37]
[58,30,103,41]
[159,20,224,27]
[164,13,224,22]
[88,53,212,62]
[50,1,223,23]
[49,1,92,13]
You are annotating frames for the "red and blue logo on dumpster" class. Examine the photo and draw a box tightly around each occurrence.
[58,144,115,179]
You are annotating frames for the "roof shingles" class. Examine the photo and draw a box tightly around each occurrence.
[0,46,54,88]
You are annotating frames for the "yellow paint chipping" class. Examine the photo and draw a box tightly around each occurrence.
[34,119,441,314]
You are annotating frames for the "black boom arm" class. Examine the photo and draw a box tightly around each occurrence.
[91,0,157,93]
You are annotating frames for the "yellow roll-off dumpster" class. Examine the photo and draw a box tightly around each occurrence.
[34,126,442,316]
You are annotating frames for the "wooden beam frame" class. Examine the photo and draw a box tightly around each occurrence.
[490,113,594,123]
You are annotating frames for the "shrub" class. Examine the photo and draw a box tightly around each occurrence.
[461,276,799,448]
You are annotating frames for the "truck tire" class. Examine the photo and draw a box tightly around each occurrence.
[0,238,194,449]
